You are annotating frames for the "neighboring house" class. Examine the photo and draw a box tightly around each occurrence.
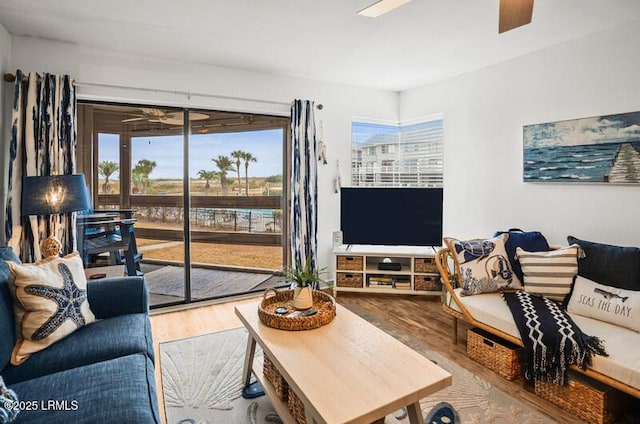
[352,121,443,187]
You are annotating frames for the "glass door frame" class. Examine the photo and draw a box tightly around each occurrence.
[78,100,290,308]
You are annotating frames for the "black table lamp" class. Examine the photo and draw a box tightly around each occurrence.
[22,174,91,257]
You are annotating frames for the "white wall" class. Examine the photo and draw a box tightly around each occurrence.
[0,23,12,245]
[9,36,398,270]
[399,20,640,247]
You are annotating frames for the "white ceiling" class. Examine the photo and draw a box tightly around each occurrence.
[0,0,639,92]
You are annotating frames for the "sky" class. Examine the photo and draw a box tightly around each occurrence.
[523,112,640,148]
[352,119,444,145]
[98,129,284,179]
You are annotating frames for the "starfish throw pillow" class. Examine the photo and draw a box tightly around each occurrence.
[7,253,95,365]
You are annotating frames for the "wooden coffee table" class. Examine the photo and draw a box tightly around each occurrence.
[235,302,451,424]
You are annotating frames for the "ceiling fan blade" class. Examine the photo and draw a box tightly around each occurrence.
[141,107,165,118]
[189,112,210,121]
[164,111,210,122]
[121,117,145,123]
[159,117,183,125]
[499,0,534,34]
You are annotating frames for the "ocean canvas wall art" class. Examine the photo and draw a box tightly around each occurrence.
[523,111,640,184]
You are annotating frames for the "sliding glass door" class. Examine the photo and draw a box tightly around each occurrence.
[77,102,288,308]
[187,113,286,300]
[130,123,186,306]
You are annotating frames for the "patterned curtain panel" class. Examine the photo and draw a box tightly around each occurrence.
[5,70,77,262]
[290,99,318,273]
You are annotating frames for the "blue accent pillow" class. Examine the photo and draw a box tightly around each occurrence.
[567,236,640,291]
[494,229,551,282]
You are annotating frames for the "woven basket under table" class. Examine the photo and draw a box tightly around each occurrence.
[263,355,288,401]
[287,388,306,424]
[288,386,385,424]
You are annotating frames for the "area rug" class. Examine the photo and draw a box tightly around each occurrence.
[161,328,277,424]
[146,266,272,299]
[160,320,553,423]
[344,305,551,424]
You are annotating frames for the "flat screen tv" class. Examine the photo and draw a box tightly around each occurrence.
[340,187,443,247]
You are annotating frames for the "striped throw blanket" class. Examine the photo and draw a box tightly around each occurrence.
[502,291,607,384]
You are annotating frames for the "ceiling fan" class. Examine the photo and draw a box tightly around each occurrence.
[499,0,534,33]
[122,108,209,126]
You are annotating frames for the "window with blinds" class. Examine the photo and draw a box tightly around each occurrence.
[351,116,443,187]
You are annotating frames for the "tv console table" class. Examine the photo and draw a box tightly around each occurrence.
[333,245,443,297]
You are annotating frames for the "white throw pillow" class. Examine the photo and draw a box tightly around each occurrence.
[445,234,521,296]
[567,276,640,333]
[516,244,579,302]
[7,253,95,365]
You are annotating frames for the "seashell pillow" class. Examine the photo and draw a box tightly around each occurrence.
[444,234,521,296]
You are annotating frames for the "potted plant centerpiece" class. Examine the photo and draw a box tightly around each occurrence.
[286,256,326,310]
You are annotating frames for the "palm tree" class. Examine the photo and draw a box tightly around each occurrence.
[197,169,217,193]
[242,152,257,196]
[134,159,157,176]
[98,160,119,193]
[212,155,234,195]
[131,170,145,194]
[132,159,157,194]
[230,150,246,196]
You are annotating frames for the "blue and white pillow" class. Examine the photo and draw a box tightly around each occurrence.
[445,234,521,296]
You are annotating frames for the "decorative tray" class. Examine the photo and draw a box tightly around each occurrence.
[258,288,336,331]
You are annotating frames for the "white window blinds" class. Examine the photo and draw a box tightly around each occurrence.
[351,116,443,187]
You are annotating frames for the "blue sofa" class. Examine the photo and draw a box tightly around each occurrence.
[0,247,160,423]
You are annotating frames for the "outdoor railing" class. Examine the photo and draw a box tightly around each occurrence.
[97,194,283,246]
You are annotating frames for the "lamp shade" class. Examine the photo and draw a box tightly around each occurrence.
[22,174,91,216]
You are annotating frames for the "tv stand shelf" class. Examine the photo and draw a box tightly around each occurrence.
[333,245,442,297]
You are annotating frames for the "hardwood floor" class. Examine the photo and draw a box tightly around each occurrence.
[149,292,631,424]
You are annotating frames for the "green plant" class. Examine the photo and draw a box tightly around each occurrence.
[132,159,157,194]
[230,150,246,195]
[98,160,119,193]
[212,155,234,195]
[242,152,257,195]
[197,169,217,191]
[285,255,327,288]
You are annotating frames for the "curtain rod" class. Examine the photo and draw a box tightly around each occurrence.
[3,73,324,109]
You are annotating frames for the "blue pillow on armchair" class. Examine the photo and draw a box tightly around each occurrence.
[567,236,640,291]
[494,229,551,282]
